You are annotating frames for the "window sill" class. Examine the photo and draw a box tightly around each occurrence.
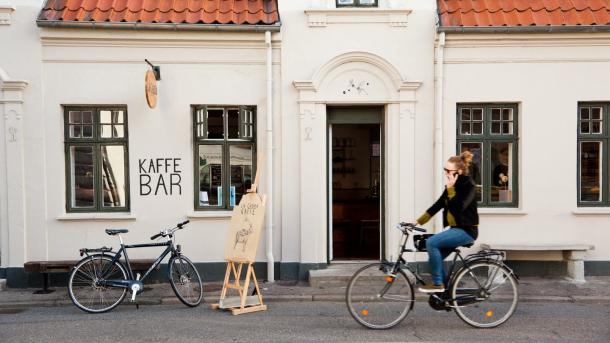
[57,213,136,221]
[572,208,610,215]
[187,211,233,219]
[304,8,411,27]
[478,208,527,216]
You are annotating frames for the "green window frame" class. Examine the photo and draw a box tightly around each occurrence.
[193,105,257,211]
[64,106,130,213]
[336,0,378,7]
[456,103,519,207]
[577,103,609,207]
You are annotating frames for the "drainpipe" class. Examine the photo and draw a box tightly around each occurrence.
[433,32,446,233]
[265,31,275,282]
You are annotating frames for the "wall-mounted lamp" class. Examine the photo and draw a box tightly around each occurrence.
[145,59,161,81]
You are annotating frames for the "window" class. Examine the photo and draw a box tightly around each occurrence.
[337,0,378,7]
[457,104,519,207]
[578,103,609,206]
[193,106,256,210]
[64,107,129,212]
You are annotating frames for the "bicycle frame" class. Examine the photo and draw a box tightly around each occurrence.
[388,226,513,305]
[97,239,178,289]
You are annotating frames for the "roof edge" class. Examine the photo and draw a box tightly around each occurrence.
[438,25,610,34]
[36,20,281,32]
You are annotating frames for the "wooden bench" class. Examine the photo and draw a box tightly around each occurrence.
[24,259,155,294]
[480,244,595,283]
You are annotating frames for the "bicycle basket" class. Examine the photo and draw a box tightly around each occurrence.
[413,234,434,252]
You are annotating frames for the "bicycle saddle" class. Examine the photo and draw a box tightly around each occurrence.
[461,242,474,248]
[105,229,129,235]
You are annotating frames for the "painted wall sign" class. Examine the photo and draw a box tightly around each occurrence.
[139,158,182,196]
[145,70,157,109]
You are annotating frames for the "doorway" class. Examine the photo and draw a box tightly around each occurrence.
[328,107,383,261]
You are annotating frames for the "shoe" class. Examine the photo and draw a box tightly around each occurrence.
[419,284,445,293]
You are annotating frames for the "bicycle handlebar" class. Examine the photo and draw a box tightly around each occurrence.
[150,220,190,240]
[397,222,427,233]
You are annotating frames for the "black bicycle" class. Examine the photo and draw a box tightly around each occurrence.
[68,220,203,313]
[346,222,519,329]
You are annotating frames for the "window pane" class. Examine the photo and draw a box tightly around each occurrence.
[101,124,112,138]
[100,110,112,124]
[581,122,590,134]
[461,108,471,121]
[101,146,127,208]
[338,0,354,4]
[83,125,93,138]
[502,108,512,121]
[591,121,601,134]
[491,108,501,121]
[227,109,239,139]
[113,110,124,124]
[69,111,82,124]
[580,107,590,120]
[591,107,601,120]
[490,142,513,203]
[580,142,602,202]
[198,145,223,206]
[472,108,483,121]
[502,122,513,135]
[70,125,82,138]
[359,0,376,4]
[70,146,95,208]
[207,109,224,139]
[461,123,471,135]
[230,145,253,207]
[491,122,501,134]
[82,111,93,124]
[113,125,124,138]
[460,142,483,202]
[472,122,483,134]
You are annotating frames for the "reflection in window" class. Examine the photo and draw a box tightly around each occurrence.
[460,142,482,202]
[101,145,126,207]
[70,146,95,208]
[491,142,512,203]
[199,145,223,206]
[230,145,253,206]
[580,142,602,202]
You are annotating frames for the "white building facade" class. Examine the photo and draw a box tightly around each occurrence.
[1,0,609,287]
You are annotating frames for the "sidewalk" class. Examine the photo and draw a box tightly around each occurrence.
[1,276,609,309]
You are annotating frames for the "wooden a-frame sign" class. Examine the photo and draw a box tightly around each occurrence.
[212,167,267,315]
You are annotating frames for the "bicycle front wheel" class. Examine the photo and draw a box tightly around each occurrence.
[68,254,128,313]
[346,263,414,330]
[451,262,519,328]
[169,255,203,307]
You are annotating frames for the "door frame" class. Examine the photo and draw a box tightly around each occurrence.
[327,106,384,262]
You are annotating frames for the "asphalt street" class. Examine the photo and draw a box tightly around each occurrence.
[0,301,608,343]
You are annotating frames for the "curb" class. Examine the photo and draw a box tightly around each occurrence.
[2,293,610,310]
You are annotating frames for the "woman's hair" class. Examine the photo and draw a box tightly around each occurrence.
[448,151,473,175]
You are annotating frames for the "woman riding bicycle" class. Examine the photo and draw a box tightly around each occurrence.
[414,151,479,293]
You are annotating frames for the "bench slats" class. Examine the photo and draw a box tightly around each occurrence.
[24,259,157,273]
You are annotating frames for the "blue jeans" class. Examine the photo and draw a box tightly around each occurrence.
[426,228,475,286]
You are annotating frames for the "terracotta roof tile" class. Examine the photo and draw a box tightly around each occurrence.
[38,0,280,25]
[438,0,610,27]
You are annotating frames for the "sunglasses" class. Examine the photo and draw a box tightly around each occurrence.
[444,168,458,173]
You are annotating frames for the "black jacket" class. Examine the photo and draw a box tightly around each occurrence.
[426,175,479,239]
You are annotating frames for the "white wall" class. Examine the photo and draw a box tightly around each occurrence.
[441,33,610,261]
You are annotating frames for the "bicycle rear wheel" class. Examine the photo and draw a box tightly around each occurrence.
[169,255,203,307]
[346,263,414,330]
[68,254,128,313]
[451,261,518,328]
